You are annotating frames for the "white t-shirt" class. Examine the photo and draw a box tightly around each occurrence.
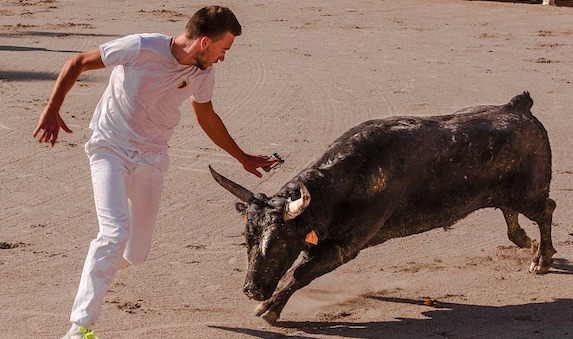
[89,33,215,152]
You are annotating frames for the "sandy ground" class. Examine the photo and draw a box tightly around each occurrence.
[1,0,573,338]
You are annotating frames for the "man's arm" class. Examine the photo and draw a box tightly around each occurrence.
[33,49,105,147]
[192,100,277,177]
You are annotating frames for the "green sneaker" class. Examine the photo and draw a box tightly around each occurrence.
[79,327,98,339]
[61,326,98,339]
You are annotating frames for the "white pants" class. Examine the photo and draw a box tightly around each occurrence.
[70,135,169,326]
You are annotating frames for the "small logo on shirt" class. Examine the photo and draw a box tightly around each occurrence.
[177,77,189,89]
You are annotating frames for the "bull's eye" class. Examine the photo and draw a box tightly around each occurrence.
[243,235,252,250]
[244,225,258,250]
[259,227,276,257]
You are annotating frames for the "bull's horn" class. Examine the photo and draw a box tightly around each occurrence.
[209,165,254,202]
[284,180,311,221]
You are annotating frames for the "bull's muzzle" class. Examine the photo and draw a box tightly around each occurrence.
[243,283,266,301]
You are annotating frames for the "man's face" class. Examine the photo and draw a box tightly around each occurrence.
[194,32,235,70]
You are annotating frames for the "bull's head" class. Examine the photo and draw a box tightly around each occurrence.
[209,165,311,301]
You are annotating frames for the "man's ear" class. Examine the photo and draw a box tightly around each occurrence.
[200,36,211,49]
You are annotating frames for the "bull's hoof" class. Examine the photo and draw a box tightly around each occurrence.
[528,243,556,274]
[529,262,548,274]
[255,301,280,324]
[255,301,270,317]
[261,310,280,324]
[528,258,553,274]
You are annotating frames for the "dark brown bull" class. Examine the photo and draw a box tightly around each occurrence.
[210,92,556,323]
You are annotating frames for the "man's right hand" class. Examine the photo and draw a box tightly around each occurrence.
[33,105,73,147]
[33,49,105,147]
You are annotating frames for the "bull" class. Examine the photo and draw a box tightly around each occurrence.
[209,92,556,323]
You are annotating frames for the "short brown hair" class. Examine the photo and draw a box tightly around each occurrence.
[185,6,242,40]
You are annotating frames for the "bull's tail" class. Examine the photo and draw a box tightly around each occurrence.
[507,91,534,117]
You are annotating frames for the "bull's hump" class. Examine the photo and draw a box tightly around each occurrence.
[386,118,423,131]
[506,91,533,115]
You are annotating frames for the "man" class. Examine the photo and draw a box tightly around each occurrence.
[33,6,277,339]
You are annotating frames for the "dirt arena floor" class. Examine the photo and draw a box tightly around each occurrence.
[1,0,572,338]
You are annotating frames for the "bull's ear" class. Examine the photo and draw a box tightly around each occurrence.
[235,202,247,223]
[235,202,247,213]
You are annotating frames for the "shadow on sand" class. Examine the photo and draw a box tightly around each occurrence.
[0,31,120,38]
[211,259,573,338]
[468,0,573,7]
[0,70,58,81]
[211,297,573,338]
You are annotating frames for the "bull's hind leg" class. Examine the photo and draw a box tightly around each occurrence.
[503,198,556,274]
[525,198,557,274]
[501,207,533,249]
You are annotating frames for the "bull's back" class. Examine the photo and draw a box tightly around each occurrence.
[389,113,548,232]
[311,93,552,241]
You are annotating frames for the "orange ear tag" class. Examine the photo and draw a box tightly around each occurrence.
[241,215,247,223]
[305,230,318,245]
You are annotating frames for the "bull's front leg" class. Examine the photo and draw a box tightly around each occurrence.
[255,240,361,324]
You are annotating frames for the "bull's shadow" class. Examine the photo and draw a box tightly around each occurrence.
[211,296,573,338]
[551,257,573,274]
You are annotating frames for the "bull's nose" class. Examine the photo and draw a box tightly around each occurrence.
[243,284,265,301]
